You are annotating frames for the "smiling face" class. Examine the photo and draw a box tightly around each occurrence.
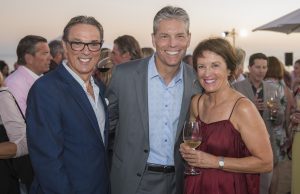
[196,51,230,93]
[152,19,191,70]
[63,23,101,81]
[248,58,268,85]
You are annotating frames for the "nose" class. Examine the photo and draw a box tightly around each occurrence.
[82,45,91,55]
[169,37,177,47]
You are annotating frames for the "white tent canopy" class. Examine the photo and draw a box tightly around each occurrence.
[253,8,300,34]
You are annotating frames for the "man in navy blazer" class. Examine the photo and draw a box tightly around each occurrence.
[26,16,110,194]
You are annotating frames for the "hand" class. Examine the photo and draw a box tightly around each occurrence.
[179,143,218,169]
[290,112,300,124]
[254,98,265,111]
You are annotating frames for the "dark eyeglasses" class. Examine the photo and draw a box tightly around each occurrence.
[66,40,104,52]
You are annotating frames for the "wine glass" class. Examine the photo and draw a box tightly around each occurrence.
[266,90,278,121]
[183,120,202,175]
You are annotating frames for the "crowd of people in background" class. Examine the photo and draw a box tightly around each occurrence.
[0,5,299,194]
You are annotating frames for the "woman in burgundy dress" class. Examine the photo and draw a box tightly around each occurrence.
[179,38,273,194]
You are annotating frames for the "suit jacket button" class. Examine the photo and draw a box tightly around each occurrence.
[144,149,148,153]
[136,173,141,177]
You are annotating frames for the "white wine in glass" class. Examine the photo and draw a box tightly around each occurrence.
[266,89,278,121]
[183,120,202,175]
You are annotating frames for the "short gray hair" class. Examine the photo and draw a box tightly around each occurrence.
[153,6,190,34]
[62,15,104,41]
[49,40,64,57]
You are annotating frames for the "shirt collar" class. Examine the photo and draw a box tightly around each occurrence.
[62,61,96,89]
[148,53,183,83]
[21,66,41,80]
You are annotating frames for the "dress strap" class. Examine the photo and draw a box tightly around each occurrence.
[229,97,246,119]
[196,94,203,118]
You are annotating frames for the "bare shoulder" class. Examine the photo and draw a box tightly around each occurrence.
[190,93,202,118]
[230,90,260,130]
[191,93,202,105]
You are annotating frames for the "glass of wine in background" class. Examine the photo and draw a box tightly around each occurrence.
[183,120,202,175]
[266,90,278,121]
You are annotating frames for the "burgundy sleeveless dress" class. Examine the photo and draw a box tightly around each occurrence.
[184,98,259,194]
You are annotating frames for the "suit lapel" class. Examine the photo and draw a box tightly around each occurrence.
[57,65,104,145]
[99,89,109,148]
[134,59,149,141]
[175,65,193,141]
[244,78,256,101]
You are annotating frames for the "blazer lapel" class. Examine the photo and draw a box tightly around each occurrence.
[134,59,149,141]
[99,90,109,148]
[175,65,193,141]
[58,65,104,145]
[244,78,256,101]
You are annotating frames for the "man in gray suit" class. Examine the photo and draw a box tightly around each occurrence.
[106,6,201,194]
[233,52,282,194]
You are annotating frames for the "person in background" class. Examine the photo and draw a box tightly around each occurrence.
[26,15,110,194]
[0,60,9,78]
[0,69,30,193]
[180,37,272,194]
[182,54,193,66]
[94,48,114,87]
[291,59,300,83]
[288,78,300,194]
[111,34,142,65]
[233,53,281,194]
[231,47,246,83]
[47,40,65,72]
[265,56,294,194]
[141,47,154,58]
[5,35,52,115]
[106,6,201,194]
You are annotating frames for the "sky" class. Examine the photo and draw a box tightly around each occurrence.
[1,0,300,71]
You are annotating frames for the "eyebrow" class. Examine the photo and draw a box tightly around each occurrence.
[70,38,101,43]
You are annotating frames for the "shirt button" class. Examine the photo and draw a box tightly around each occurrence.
[164,139,167,142]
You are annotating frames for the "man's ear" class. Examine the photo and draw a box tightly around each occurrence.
[24,53,33,65]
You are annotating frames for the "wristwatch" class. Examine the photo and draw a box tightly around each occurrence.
[218,156,224,169]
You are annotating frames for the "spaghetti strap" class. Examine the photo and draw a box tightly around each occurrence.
[196,94,203,118]
[229,97,246,119]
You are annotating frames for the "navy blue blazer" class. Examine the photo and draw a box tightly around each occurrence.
[26,64,110,194]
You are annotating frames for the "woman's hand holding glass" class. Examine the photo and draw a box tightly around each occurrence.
[181,121,202,175]
[179,143,219,172]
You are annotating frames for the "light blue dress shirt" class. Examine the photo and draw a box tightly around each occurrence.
[147,55,184,166]
[63,62,105,142]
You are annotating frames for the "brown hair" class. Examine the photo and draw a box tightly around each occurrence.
[192,37,237,80]
[265,56,284,79]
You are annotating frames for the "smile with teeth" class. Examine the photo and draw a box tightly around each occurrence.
[79,58,91,63]
[204,79,216,84]
[166,50,179,55]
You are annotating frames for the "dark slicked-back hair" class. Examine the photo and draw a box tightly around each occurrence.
[249,53,268,67]
[192,37,237,80]
[17,35,47,65]
[114,35,142,60]
[153,6,190,35]
[62,15,104,42]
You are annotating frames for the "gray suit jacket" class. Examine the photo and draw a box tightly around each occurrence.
[106,56,201,194]
[232,78,282,160]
